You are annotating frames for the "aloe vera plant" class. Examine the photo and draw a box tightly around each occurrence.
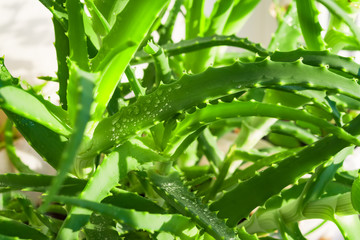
[2,0,360,239]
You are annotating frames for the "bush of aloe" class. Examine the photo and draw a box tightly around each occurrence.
[2,0,360,239]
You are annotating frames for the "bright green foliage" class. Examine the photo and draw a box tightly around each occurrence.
[2,0,360,239]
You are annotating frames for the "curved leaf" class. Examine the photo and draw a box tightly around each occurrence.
[89,59,360,157]
[56,195,197,239]
[144,171,239,240]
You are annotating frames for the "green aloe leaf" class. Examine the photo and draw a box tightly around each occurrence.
[318,0,360,45]
[165,101,359,155]
[0,86,71,136]
[0,216,48,240]
[210,115,360,227]
[89,0,169,123]
[351,174,360,213]
[133,34,269,65]
[0,173,86,195]
[296,0,325,50]
[4,120,34,173]
[89,59,360,157]
[57,138,168,240]
[41,63,96,212]
[56,195,198,239]
[144,170,239,240]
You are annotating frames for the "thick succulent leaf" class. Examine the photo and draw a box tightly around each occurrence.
[318,0,360,44]
[0,86,71,136]
[210,115,360,227]
[242,189,356,234]
[56,195,197,239]
[0,59,15,87]
[165,101,359,155]
[84,213,121,240]
[41,64,96,212]
[222,0,261,35]
[334,214,360,240]
[0,216,48,240]
[38,0,68,29]
[89,59,360,157]
[268,2,301,51]
[351,175,360,213]
[144,41,172,86]
[83,0,111,44]
[4,121,34,173]
[0,233,30,240]
[0,173,86,195]
[269,49,360,78]
[92,0,129,28]
[198,128,224,167]
[222,148,303,190]
[158,0,183,44]
[185,0,235,73]
[57,139,168,240]
[184,0,205,40]
[4,111,66,169]
[102,188,165,213]
[52,16,70,109]
[144,171,239,240]
[66,0,89,70]
[301,147,353,205]
[271,121,317,144]
[325,29,360,53]
[89,0,169,122]
[296,0,325,50]
[16,196,61,234]
[133,34,269,65]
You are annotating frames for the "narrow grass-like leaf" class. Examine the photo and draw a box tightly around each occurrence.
[56,195,197,239]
